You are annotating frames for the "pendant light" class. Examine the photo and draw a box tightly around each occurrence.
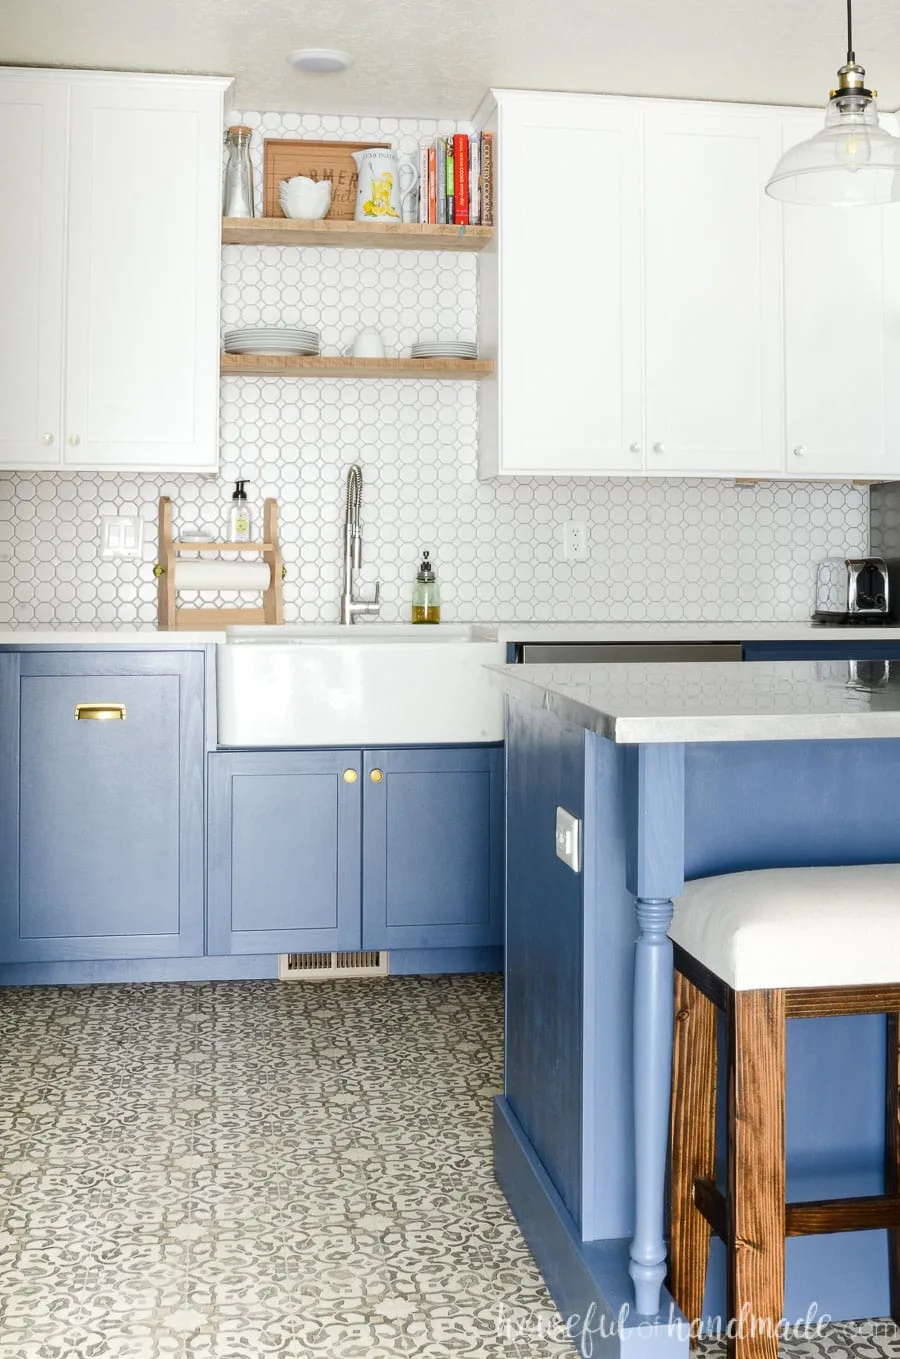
[765,0,900,206]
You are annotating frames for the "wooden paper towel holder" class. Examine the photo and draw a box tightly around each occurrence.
[154,496,284,630]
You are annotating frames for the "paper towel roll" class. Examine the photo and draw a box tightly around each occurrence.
[174,560,271,591]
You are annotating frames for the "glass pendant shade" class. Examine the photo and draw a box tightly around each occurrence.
[766,91,900,205]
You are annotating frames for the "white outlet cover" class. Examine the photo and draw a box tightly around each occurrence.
[555,806,581,873]
[100,515,144,560]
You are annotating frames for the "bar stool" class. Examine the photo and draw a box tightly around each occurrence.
[666,862,900,1359]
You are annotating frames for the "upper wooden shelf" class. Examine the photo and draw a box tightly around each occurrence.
[221,354,495,380]
[222,218,494,252]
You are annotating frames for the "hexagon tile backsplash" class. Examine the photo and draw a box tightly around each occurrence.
[0,108,869,629]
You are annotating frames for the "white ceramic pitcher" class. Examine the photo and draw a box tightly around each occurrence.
[351,148,418,223]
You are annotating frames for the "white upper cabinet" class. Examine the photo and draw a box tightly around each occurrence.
[0,69,229,472]
[641,108,783,476]
[479,94,643,476]
[478,89,900,481]
[0,78,68,467]
[780,111,900,481]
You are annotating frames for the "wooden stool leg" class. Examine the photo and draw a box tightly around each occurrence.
[669,970,717,1342]
[726,989,785,1359]
[886,1013,900,1322]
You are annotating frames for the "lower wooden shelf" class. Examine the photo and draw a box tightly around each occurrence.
[221,354,495,380]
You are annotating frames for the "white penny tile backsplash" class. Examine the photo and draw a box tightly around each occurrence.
[0,108,868,629]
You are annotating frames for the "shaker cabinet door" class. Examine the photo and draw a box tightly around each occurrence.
[0,650,206,962]
[781,112,900,480]
[642,107,784,475]
[0,78,67,467]
[64,80,223,470]
[361,746,504,951]
[482,94,644,475]
[207,751,363,955]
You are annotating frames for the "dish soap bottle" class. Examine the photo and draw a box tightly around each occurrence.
[411,550,441,624]
[228,480,251,542]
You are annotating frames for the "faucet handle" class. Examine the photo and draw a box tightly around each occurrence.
[373,581,381,605]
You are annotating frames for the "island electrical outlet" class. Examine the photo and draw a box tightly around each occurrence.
[555,807,581,873]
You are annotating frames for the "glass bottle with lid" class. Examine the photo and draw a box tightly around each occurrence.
[223,125,255,218]
[411,551,441,624]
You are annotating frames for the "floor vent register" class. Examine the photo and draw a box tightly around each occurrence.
[278,951,390,981]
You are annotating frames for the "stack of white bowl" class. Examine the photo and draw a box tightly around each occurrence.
[224,327,320,356]
[410,339,478,360]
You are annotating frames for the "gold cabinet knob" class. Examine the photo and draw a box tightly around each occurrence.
[153,564,165,577]
[68,434,81,447]
[343,769,358,783]
[370,769,384,783]
[41,433,54,446]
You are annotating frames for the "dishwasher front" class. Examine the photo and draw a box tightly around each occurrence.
[515,641,744,663]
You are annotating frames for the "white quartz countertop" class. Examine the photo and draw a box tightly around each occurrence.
[488,659,900,743]
[0,629,225,645]
[490,620,900,642]
[0,619,899,646]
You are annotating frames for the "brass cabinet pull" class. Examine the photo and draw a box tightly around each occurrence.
[343,769,358,783]
[75,703,126,721]
[370,769,384,783]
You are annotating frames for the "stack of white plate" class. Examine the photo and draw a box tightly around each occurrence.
[224,327,320,356]
[410,340,478,360]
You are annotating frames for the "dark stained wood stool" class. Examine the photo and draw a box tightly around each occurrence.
[666,863,900,1359]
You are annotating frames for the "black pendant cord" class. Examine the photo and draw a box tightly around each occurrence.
[847,0,855,63]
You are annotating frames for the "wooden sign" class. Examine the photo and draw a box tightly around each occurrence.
[263,139,390,219]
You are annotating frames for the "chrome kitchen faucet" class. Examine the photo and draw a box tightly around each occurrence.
[340,463,381,625]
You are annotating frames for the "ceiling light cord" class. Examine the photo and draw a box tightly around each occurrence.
[847,0,854,64]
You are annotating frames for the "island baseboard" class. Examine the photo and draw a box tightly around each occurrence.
[493,1096,687,1358]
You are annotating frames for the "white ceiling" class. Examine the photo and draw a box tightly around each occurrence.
[4,0,900,119]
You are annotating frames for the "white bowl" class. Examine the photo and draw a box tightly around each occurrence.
[279,178,332,220]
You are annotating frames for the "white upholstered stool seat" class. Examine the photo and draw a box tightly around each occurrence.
[669,862,900,991]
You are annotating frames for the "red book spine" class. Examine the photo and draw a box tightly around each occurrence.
[453,134,469,225]
[427,147,437,223]
[481,132,494,226]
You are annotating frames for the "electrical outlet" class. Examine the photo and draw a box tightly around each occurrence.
[555,807,581,873]
[561,520,588,561]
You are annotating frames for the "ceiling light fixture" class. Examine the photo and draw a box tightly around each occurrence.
[289,48,352,75]
[765,0,900,206]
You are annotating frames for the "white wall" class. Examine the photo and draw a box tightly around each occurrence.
[0,108,867,628]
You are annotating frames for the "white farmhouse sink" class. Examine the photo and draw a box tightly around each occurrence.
[216,624,506,746]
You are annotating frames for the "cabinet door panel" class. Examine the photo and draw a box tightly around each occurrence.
[782,113,900,479]
[64,82,222,470]
[494,96,643,474]
[0,651,205,962]
[643,108,783,474]
[362,747,504,950]
[0,78,67,467]
[207,752,362,955]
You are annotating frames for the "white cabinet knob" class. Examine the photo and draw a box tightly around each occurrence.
[629,442,642,454]
[68,434,81,447]
[652,441,665,454]
[793,445,806,458]
[41,433,54,446]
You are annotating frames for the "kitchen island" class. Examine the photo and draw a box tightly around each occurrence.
[488,659,900,1357]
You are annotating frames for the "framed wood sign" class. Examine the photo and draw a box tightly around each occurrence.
[263,139,390,219]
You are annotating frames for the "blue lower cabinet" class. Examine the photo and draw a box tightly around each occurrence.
[743,641,900,661]
[0,650,205,962]
[206,744,504,957]
[362,746,504,951]
[207,750,362,954]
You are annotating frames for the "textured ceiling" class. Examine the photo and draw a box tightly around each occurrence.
[3,0,900,118]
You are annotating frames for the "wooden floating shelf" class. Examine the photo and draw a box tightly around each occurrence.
[221,354,495,380]
[222,217,493,252]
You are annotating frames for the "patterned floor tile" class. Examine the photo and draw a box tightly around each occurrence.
[3,973,895,1359]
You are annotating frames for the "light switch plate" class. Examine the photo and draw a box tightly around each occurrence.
[555,806,581,873]
[100,515,144,560]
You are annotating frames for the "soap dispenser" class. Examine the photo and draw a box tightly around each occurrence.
[411,550,441,624]
[228,480,251,542]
